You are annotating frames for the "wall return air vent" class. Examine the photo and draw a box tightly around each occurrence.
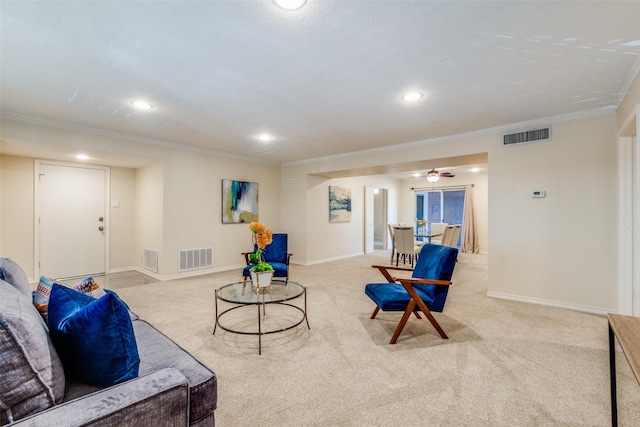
[179,247,213,272]
[502,126,551,146]
[143,248,158,273]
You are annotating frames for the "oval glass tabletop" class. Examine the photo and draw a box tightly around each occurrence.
[216,280,304,304]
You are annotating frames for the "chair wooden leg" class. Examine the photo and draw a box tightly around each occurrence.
[370,306,380,319]
[390,300,416,344]
[415,298,448,339]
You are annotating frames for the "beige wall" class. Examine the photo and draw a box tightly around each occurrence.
[0,107,629,313]
[134,161,164,274]
[489,114,618,311]
[305,174,402,264]
[398,170,489,254]
[109,167,136,270]
[0,118,282,279]
[160,151,281,277]
[282,112,619,313]
[0,156,3,256]
[0,155,35,279]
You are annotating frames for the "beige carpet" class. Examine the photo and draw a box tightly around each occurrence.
[115,251,640,426]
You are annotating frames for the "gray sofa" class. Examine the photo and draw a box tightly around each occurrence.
[0,258,217,426]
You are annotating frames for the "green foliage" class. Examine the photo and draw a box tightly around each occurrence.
[251,261,274,272]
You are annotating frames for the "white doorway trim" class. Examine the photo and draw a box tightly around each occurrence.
[364,186,388,253]
[618,136,634,315]
[618,103,639,315]
[34,159,110,280]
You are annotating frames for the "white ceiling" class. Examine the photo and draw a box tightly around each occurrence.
[1,1,639,168]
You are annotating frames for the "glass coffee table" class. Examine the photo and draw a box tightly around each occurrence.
[213,280,309,355]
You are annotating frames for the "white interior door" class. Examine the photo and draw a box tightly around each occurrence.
[37,162,108,279]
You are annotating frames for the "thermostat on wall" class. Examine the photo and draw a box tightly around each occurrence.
[531,190,546,198]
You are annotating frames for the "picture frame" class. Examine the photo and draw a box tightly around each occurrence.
[222,179,259,224]
[329,185,351,222]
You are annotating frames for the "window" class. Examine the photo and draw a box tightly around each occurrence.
[415,188,465,248]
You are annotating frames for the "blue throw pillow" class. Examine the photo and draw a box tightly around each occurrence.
[48,284,140,387]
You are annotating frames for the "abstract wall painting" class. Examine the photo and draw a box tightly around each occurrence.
[329,185,351,222]
[222,179,259,224]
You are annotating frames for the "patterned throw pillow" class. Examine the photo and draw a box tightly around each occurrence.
[33,276,106,323]
[48,284,139,388]
[74,276,107,298]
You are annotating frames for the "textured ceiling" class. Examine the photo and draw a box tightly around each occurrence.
[1,1,639,166]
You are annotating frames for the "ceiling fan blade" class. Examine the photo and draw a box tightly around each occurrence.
[440,172,455,177]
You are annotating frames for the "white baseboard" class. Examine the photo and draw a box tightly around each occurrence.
[110,264,243,282]
[486,291,613,316]
[292,251,364,266]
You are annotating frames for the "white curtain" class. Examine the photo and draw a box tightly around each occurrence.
[461,184,479,253]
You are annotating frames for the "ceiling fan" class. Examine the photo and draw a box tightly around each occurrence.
[412,169,455,183]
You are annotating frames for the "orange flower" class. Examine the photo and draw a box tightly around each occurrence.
[249,222,273,249]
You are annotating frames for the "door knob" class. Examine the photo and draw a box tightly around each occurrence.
[98,226,104,231]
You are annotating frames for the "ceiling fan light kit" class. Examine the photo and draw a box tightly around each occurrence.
[411,169,456,181]
[427,169,440,183]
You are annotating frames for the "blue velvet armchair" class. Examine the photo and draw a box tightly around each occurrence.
[242,233,292,282]
[365,244,458,343]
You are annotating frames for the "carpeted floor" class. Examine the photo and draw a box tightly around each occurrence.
[114,251,640,426]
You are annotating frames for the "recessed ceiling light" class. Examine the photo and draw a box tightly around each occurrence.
[130,100,153,110]
[273,0,306,10]
[402,92,424,102]
[471,167,480,173]
[75,154,90,160]
[412,172,422,177]
[257,134,273,142]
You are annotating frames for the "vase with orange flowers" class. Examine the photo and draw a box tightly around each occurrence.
[248,222,274,288]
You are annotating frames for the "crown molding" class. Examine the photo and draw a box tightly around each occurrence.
[0,111,280,167]
[282,106,618,168]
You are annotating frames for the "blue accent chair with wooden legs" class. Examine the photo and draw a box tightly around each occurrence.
[242,233,292,282]
[365,244,458,344]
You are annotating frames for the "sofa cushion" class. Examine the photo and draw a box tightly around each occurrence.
[33,276,107,323]
[0,279,65,424]
[48,284,140,388]
[133,319,217,422]
[0,258,32,300]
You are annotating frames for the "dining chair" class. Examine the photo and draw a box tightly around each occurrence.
[442,225,462,248]
[365,244,459,343]
[429,222,448,245]
[392,226,421,267]
[388,224,397,264]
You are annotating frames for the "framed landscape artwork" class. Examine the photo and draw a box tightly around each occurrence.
[329,185,351,222]
[222,179,259,224]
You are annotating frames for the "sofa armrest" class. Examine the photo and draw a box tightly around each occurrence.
[9,368,189,427]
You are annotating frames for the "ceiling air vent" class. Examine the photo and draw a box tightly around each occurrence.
[503,126,551,146]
